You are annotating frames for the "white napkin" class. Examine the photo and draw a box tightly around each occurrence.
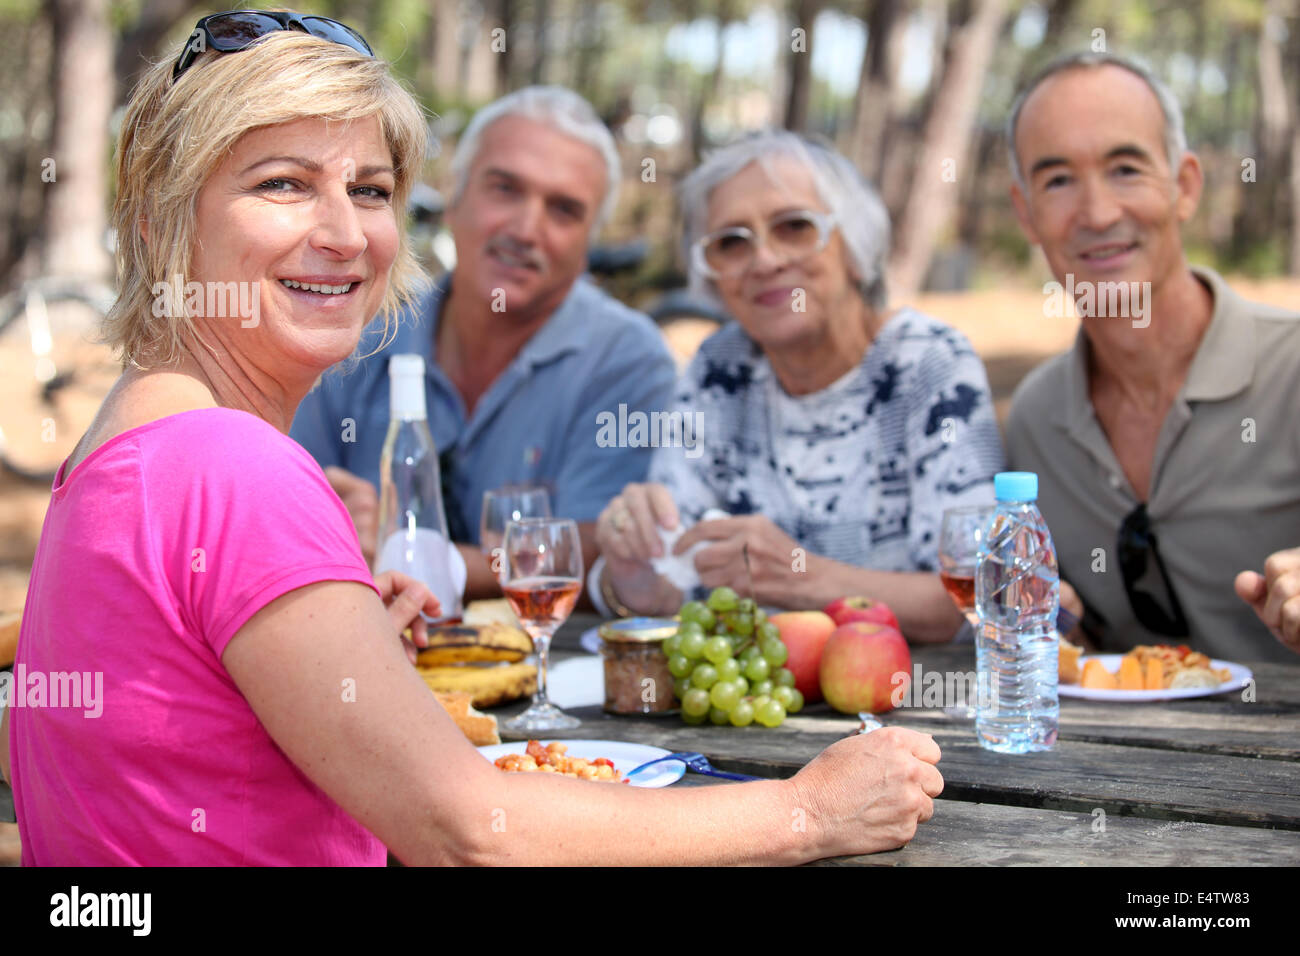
[651,508,730,593]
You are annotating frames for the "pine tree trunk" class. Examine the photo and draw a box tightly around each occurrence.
[44,0,112,280]
[849,0,907,182]
[886,0,1007,299]
[783,0,820,132]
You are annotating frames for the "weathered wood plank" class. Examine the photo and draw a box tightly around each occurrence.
[816,799,1300,867]
[645,775,1300,865]
[509,703,1300,831]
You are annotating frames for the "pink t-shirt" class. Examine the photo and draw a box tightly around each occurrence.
[9,407,386,865]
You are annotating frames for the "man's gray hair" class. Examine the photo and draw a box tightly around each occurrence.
[450,85,621,236]
[679,129,891,310]
[1006,51,1188,191]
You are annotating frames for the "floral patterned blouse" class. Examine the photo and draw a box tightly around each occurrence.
[648,308,1006,573]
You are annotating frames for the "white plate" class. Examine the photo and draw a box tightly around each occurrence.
[478,739,685,788]
[1059,654,1253,701]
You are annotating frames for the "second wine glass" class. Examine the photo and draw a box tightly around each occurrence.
[938,505,995,720]
[499,517,583,734]
[480,486,551,576]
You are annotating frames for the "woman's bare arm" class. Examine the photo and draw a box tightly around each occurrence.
[223,579,943,865]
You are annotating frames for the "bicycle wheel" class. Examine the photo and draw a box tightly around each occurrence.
[0,281,118,484]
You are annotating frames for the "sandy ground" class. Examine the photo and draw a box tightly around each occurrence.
[1,275,1297,864]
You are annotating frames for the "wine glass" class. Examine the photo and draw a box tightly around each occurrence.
[499,517,583,734]
[938,505,995,719]
[480,486,551,577]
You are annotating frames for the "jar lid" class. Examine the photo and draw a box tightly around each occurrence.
[598,616,678,643]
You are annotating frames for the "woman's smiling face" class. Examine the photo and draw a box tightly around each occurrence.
[704,156,863,356]
[188,115,399,378]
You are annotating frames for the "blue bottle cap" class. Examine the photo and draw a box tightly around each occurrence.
[994,471,1038,501]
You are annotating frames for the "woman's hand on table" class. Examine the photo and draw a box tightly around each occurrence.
[596,482,682,614]
[676,513,804,608]
[373,570,442,664]
[794,727,944,856]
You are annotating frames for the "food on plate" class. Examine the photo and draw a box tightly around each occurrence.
[1058,637,1083,684]
[669,589,799,728]
[770,610,835,703]
[1065,644,1232,690]
[822,596,900,631]
[818,621,911,716]
[461,598,521,628]
[432,691,500,745]
[1081,658,1119,690]
[416,660,537,708]
[494,740,623,782]
[414,622,532,667]
[0,610,19,668]
[1118,653,1143,690]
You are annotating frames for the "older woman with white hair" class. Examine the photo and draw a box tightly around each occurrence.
[593,131,1006,642]
[1,13,942,865]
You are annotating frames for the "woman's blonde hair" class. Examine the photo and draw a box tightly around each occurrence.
[107,29,430,368]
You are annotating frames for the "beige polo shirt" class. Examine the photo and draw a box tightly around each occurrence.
[1006,266,1300,665]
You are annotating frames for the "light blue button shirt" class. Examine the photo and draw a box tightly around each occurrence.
[290,274,677,543]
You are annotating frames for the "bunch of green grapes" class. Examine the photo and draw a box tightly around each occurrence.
[665,587,804,728]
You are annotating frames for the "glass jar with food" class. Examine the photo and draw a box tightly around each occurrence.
[598,618,677,715]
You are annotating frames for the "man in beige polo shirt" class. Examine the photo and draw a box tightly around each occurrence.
[1004,51,1300,665]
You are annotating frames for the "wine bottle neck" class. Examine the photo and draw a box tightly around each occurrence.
[390,372,427,421]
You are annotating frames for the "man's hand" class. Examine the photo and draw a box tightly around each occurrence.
[1235,549,1300,655]
[675,514,803,608]
[373,570,442,664]
[1058,580,1095,651]
[325,466,379,566]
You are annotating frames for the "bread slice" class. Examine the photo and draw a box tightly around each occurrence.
[432,690,501,746]
[1058,637,1083,684]
[462,599,520,628]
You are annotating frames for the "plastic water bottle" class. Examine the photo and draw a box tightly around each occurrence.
[974,471,1059,753]
[375,354,466,623]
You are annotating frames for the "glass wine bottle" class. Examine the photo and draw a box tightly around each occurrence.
[374,353,465,623]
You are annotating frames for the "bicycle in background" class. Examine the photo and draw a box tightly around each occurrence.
[0,276,118,484]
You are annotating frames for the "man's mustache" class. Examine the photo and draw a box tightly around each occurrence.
[486,236,547,273]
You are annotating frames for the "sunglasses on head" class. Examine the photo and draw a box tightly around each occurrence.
[1117,503,1190,637]
[172,9,373,83]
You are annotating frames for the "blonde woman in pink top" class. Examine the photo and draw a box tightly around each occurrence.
[0,10,942,865]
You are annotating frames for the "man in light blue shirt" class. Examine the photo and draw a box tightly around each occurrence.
[292,87,676,599]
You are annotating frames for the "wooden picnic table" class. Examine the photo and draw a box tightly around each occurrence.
[5,613,1298,866]
[501,612,1300,866]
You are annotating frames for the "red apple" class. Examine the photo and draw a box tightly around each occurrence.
[770,611,836,703]
[823,596,900,632]
[818,622,912,715]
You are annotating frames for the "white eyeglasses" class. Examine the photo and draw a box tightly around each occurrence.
[691,209,838,280]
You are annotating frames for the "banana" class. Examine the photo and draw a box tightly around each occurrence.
[415,623,533,667]
[416,661,537,708]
